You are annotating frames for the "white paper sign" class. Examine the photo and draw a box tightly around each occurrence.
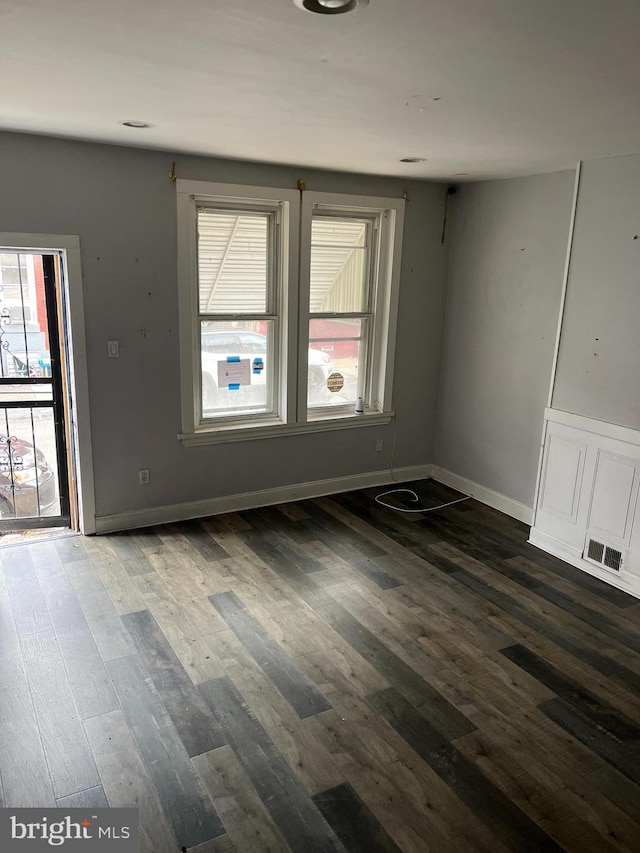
[217,358,251,388]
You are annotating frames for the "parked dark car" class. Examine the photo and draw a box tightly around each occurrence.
[0,437,57,518]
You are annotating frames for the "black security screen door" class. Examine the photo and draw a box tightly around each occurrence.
[0,252,70,529]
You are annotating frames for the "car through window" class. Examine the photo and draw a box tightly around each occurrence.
[176,181,404,444]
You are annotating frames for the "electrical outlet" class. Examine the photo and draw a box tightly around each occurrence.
[375,438,384,452]
[139,468,150,485]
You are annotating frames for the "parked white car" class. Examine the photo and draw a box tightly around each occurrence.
[201,329,333,410]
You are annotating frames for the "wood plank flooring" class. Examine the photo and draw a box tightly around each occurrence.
[2,478,640,852]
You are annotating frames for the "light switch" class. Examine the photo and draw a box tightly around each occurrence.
[108,340,119,358]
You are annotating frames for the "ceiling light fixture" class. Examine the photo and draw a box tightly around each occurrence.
[400,157,427,163]
[293,0,368,15]
[120,120,153,129]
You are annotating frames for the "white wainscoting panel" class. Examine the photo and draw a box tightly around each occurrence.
[588,451,640,546]
[531,408,640,599]
[539,434,586,521]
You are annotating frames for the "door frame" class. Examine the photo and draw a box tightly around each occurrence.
[0,233,96,534]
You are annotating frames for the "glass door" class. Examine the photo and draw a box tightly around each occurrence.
[0,251,70,529]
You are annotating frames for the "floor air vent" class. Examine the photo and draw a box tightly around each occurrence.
[585,538,623,572]
[603,546,623,572]
[587,539,605,563]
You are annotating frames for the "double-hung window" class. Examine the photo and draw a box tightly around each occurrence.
[197,204,278,421]
[177,181,404,445]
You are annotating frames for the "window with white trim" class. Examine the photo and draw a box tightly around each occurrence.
[177,181,404,444]
[197,204,278,420]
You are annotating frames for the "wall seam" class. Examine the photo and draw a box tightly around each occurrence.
[546,161,582,408]
[531,161,582,527]
[430,186,457,466]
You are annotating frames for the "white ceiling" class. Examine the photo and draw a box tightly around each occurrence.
[2,0,640,181]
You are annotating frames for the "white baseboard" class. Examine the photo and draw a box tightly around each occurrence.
[430,467,533,525]
[528,528,583,562]
[529,527,640,600]
[94,464,434,534]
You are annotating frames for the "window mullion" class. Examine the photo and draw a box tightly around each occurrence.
[295,196,313,424]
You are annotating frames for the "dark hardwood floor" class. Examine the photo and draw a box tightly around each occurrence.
[2,479,640,852]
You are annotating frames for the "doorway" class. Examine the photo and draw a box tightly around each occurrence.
[0,248,78,531]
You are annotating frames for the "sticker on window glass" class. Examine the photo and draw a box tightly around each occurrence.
[217,359,251,388]
[327,372,344,393]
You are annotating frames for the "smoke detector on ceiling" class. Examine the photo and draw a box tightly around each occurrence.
[293,0,369,14]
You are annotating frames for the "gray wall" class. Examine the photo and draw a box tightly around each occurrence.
[434,171,575,508]
[553,153,640,429]
[0,132,449,519]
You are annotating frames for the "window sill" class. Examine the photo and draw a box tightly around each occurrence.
[178,410,394,447]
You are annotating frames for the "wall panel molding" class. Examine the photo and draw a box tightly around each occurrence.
[531,407,640,599]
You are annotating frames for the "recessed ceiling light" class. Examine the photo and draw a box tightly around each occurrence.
[120,120,153,129]
[400,157,427,163]
[293,0,368,15]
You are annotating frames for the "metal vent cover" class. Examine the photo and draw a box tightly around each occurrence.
[587,539,605,563]
[604,546,623,572]
[585,537,623,572]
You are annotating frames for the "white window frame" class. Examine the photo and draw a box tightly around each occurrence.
[195,201,281,425]
[299,193,404,423]
[177,181,404,446]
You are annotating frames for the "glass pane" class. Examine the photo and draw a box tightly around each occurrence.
[310,218,369,313]
[201,321,273,418]
[197,209,269,314]
[0,253,48,379]
[0,407,61,520]
[0,253,28,286]
[1,268,21,285]
[0,383,53,404]
[0,252,28,268]
[307,318,365,408]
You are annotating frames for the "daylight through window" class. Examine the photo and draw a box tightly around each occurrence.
[177,182,404,444]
